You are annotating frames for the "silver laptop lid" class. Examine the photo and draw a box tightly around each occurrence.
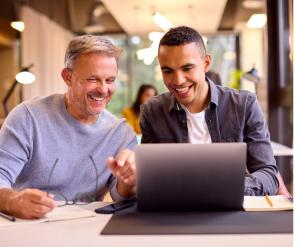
[135,143,246,211]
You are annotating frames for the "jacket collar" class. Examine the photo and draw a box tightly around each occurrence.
[169,94,183,112]
[207,77,219,107]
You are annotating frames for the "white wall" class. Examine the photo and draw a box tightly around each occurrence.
[21,6,74,100]
[239,24,268,121]
[240,27,264,77]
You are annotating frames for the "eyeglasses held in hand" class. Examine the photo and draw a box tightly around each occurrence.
[47,156,98,207]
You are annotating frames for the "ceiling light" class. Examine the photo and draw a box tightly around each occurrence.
[202,36,208,47]
[137,12,173,65]
[136,48,149,60]
[93,4,107,17]
[242,0,265,9]
[84,25,105,34]
[246,14,267,28]
[130,36,141,45]
[152,12,174,31]
[136,41,159,65]
[10,21,25,32]
[148,32,164,42]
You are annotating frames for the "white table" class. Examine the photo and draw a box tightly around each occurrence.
[271,141,294,156]
[0,202,292,247]
[135,138,294,156]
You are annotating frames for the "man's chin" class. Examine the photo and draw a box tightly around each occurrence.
[87,106,106,116]
[88,101,108,112]
[174,96,191,107]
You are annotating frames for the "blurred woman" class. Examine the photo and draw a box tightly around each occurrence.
[123,84,157,134]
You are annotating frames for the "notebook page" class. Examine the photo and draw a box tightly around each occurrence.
[244,195,293,211]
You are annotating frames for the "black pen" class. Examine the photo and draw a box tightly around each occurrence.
[0,212,16,222]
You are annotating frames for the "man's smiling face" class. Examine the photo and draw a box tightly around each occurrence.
[158,42,211,111]
[63,52,117,122]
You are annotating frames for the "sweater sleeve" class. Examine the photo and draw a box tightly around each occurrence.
[0,104,33,188]
[108,121,137,201]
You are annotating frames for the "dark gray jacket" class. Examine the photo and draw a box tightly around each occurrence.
[140,79,279,196]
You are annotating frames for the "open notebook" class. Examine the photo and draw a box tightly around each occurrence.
[0,205,96,228]
[243,195,293,211]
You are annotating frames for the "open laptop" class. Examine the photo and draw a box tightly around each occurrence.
[135,143,246,211]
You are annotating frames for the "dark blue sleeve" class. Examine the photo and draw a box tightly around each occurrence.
[243,93,279,195]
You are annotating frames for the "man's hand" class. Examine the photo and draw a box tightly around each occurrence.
[107,149,136,197]
[2,188,56,219]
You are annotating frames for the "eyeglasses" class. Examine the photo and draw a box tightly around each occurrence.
[47,155,98,207]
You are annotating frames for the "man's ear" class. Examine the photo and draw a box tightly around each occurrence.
[61,68,72,87]
[204,54,211,72]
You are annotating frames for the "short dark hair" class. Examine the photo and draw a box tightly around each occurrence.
[159,26,206,57]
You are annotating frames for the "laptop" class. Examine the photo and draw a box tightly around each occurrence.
[135,143,246,211]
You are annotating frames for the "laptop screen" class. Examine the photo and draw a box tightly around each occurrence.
[135,143,246,211]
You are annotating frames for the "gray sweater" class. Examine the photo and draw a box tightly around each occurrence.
[0,94,137,201]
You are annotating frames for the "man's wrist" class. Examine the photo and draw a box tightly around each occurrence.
[0,188,16,213]
[116,179,136,198]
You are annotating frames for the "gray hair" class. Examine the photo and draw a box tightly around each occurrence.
[64,35,123,69]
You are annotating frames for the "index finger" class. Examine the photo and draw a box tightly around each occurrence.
[107,157,120,175]
[115,149,133,167]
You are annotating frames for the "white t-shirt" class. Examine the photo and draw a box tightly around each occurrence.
[182,105,212,144]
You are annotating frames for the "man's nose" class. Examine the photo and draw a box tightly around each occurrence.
[173,71,185,85]
[96,81,108,94]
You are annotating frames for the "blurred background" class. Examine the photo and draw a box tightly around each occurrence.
[0,0,292,192]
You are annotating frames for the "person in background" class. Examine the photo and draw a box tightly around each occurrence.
[0,35,137,219]
[123,84,157,134]
[139,26,279,196]
[206,70,222,85]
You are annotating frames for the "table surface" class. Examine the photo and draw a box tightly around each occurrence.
[271,141,294,156]
[135,137,293,156]
[0,202,292,247]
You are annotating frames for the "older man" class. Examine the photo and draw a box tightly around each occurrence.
[0,35,136,219]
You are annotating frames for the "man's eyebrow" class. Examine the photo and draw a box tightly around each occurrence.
[161,66,172,70]
[161,63,195,71]
[180,63,195,69]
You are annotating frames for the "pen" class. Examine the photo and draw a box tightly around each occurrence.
[0,212,16,222]
[265,194,273,207]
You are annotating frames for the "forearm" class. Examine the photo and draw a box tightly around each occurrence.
[108,178,136,202]
[245,147,279,195]
[244,94,279,196]
[244,169,279,196]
